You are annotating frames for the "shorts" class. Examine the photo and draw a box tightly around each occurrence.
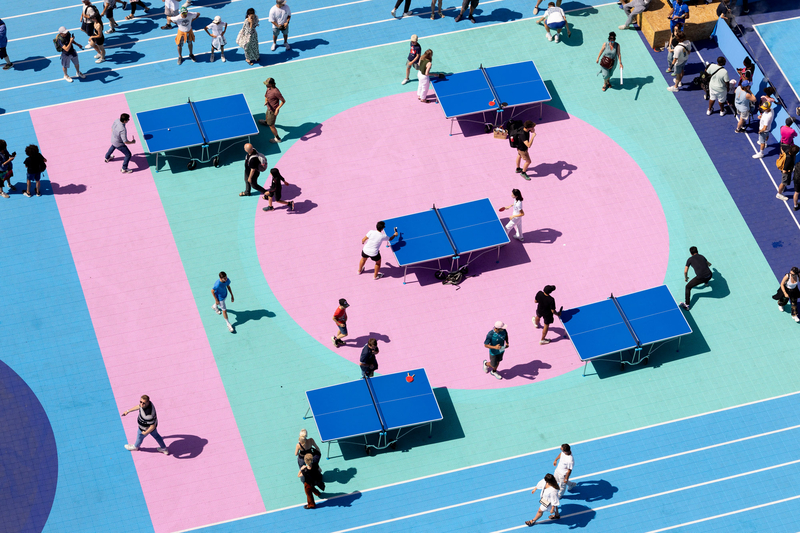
[337,324,348,336]
[517,149,531,163]
[27,172,41,182]
[60,53,79,70]
[490,351,504,367]
[736,107,750,120]
[672,61,685,76]
[781,171,792,186]
[267,187,282,201]
[0,47,8,59]
[794,173,800,191]
[709,88,726,103]
[547,20,566,29]
[462,0,479,9]
[272,25,289,38]
[176,30,195,45]
[361,250,381,262]
[264,108,277,126]
[537,312,554,325]
[538,502,553,513]
[758,131,769,145]
[216,298,227,311]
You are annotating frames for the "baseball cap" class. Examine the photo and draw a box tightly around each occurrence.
[494,321,505,329]
[277,0,286,4]
[339,298,350,308]
[410,34,418,42]
[213,16,221,23]
[760,101,771,111]
[741,79,751,88]
[263,77,275,86]
[58,26,67,34]
[180,6,188,13]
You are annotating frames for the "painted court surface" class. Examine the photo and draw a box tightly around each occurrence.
[2,1,800,532]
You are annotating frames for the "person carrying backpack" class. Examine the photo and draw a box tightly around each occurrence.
[666,32,690,92]
[512,121,536,180]
[241,143,267,197]
[22,144,47,198]
[56,27,85,83]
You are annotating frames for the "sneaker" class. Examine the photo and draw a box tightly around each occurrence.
[269,137,281,143]
[332,336,338,346]
[96,58,105,63]
[546,33,552,41]
[679,302,689,310]
[619,25,627,30]
[157,447,170,455]
[285,43,291,50]
[227,323,234,333]
[95,54,101,59]
[105,156,113,163]
[795,204,800,211]
[288,201,294,211]
[515,167,523,173]
[533,7,539,15]
[483,360,490,373]
[490,371,503,380]
[706,109,712,115]
[735,127,744,133]
[221,56,226,62]
[189,54,196,62]
[24,191,31,197]
[121,168,133,174]
[513,235,524,241]
[677,82,682,87]
[779,303,784,312]
[521,172,531,181]
[401,78,409,85]
[262,206,274,211]
[554,33,560,42]
[752,152,764,159]
[124,444,138,451]
[374,273,384,280]
[271,43,277,51]
[794,315,800,323]
[77,72,85,79]
[212,304,221,314]
[177,56,183,65]
[665,68,672,73]
[36,192,41,196]
[403,11,412,17]
[105,28,115,34]
[64,75,73,82]
[1,192,9,198]
[540,339,550,345]
[391,8,396,16]
[719,109,725,116]
[667,85,678,92]
[161,24,172,30]
[777,193,788,201]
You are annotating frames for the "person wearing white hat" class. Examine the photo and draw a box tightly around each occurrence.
[483,321,508,380]
[402,34,421,85]
[161,0,180,29]
[55,27,85,82]
[269,0,292,51]
[205,15,227,62]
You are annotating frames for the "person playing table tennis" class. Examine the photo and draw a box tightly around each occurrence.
[358,221,399,280]
[533,285,560,345]
[525,473,561,526]
[502,189,525,242]
[483,321,508,380]
[681,246,711,310]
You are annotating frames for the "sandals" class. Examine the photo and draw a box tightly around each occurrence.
[525,520,536,527]
[125,14,134,20]
[549,513,561,520]
[239,191,250,196]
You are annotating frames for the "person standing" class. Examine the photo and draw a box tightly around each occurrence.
[775,267,800,322]
[776,145,798,202]
[752,102,774,159]
[241,143,266,197]
[262,168,294,212]
[258,78,285,143]
[666,32,690,92]
[298,453,325,509]
[204,16,227,62]
[81,1,103,40]
[455,0,479,23]
[483,321,508,380]
[56,27,86,83]
[332,298,349,347]
[515,121,536,179]
[596,32,622,92]
[392,0,413,18]
[211,271,235,333]
[295,429,321,467]
[536,2,571,43]
[619,0,651,30]
[417,49,434,103]
[402,35,421,85]
[668,0,689,32]
[533,285,560,345]
[23,144,46,197]
[358,221,398,280]
[0,140,16,198]
[430,0,443,19]
[101,0,121,34]
[161,0,180,30]
[166,7,199,64]
[360,338,379,378]
[664,25,681,74]
[553,444,577,499]
[780,117,798,149]
[269,0,291,51]
[717,0,735,28]
[734,79,756,132]
[706,57,730,116]
[241,8,260,65]
[503,189,525,242]
[104,113,136,173]
[525,474,561,526]
[0,18,13,70]
[681,246,712,310]
[121,395,170,454]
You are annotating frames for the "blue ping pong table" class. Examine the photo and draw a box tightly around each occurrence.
[305,368,442,458]
[382,198,510,284]
[560,285,692,376]
[136,94,259,172]
[431,61,552,135]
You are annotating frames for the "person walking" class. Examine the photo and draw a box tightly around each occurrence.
[666,32,690,92]
[776,145,798,202]
[240,8,260,65]
[88,16,106,63]
[269,0,291,51]
[298,453,325,509]
[533,285,560,345]
[204,16,227,62]
[211,271,235,333]
[0,140,16,198]
[22,144,46,197]
[101,0,121,34]
[295,429,321,467]
[358,221,398,280]
[515,121,536,179]
[161,0,180,30]
[360,338,379,378]
[241,143,266,197]
[121,395,170,454]
[104,113,136,173]
[417,49,435,103]
[0,18,14,69]
[392,0,413,18]
[483,321,508,380]
[619,0,651,30]
[752,102,774,159]
[775,267,800,322]
[262,168,294,212]
[525,474,561,526]
[126,0,151,20]
[503,189,525,242]
[258,78,285,143]
[81,1,103,40]
[332,298,349,347]
[536,2,571,43]
[166,7,199,64]
[734,79,756,132]
[56,27,86,83]
[553,443,577,498]
[706,57,730,116]
[681,246,712,310]
[455,0,479,23]
[402,35,421,85]
[596,32,622,92]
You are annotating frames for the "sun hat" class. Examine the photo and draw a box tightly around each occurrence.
[494,321,505,329]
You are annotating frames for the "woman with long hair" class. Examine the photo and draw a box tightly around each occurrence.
[242,8,260,65]
[525,473,561,526]
[503,189,525,242]
[417,49,433,103]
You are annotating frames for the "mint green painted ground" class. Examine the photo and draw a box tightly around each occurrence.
[126,5,800,511]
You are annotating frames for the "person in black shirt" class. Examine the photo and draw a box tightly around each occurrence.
[298,453,325,509]
[241,143,266,197]
[716,0,734,28]
[262,168,294,211]
[682,246,712,310]
[533,285,561,345]
[360,338,379,377]
[22,144,47,197]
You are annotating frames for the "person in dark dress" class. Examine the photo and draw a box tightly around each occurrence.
[534,285,561,345]
[295,429,321,468]
[682,246,712,310]
[298,453,325,509]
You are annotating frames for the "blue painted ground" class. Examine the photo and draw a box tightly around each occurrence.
[755,17,800,103]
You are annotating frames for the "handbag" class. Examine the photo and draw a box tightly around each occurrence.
[600,55,613,69]
[776,150,787,170]
[235,27,249,48]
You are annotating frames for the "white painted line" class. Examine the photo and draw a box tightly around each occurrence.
[751,14,800,28]
[3,4,83,20]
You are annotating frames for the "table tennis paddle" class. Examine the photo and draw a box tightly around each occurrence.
[498,207,506,212]
[406,373,415,383]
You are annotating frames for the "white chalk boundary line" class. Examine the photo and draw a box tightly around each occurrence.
[173,389,800,533]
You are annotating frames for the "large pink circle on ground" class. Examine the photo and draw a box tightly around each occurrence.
[254,93,668,389]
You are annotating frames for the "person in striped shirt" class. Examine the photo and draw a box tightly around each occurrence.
[121,395,170,455]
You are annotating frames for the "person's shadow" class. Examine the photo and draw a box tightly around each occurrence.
[317,491,362,508]
[323,467,357,485]
[227,308,276,327]
[618,75,656,100]
[689,268,730,308]
[50,182,87,195]
[524,228,562,244]
[347,332,391,348]
[499,360,551,380]
[561,480,618,502]
[163,434,209,459]
[526,161,577,181]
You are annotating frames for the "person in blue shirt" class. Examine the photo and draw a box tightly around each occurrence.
[668,0,689,32]
[211,271,235,332]
[0,18,13,69]
[483,321,509,380]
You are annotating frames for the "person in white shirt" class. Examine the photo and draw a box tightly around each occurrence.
[166,7,199,64]
[204,16,227,62]
[536,2,571,42]
[753,102,773,159]
[554,443,577,499]
[525,474,561,526]
[666,34,690,91]
[269,0,292,51]
[358,221,399,280]
[503,189,525,242]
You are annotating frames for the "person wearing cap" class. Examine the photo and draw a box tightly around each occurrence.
[161,0,180,30]
[259,78,285,142]
[483,321,509,380]
[752,101,773,159]
[533,285,560,345]
[705,56,730,117]
[56,27,86,83]
[360,338,379,378]
[358,221,398,281]
[165,7,199,65]
[204,15,227,62]
[402,35,421,86]
[0,18,14,70]
[733,78,756,133]
[332,299,349,347]
[268,0,292,52]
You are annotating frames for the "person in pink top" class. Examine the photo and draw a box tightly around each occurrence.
[780,118,798,148]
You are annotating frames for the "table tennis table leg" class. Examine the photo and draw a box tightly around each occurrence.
[303,406,312,420]
[428,421,433,438]
[582,361,587,377]
[155,153,159,173]
[539,102,543,120]
[449,119,454,136]
[403,266,407,285]
[326,441,331,460]
[496,245,500,263]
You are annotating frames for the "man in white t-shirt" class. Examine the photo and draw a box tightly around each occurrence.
[536,2,571,42]
[358,221,399,280]
[166,7,199,64]
[753,102,774,159]
[268,0,292,51]
[553,443,577,499]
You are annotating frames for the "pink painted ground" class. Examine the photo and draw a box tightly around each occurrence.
[30,95,265,533]
[254,93,669,390]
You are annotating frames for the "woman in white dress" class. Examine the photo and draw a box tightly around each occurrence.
[525,473,561,526]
